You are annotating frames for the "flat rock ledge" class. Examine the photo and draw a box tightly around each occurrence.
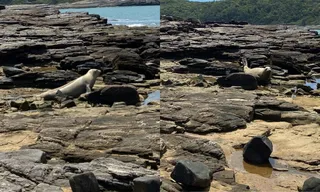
[0,149,158,191]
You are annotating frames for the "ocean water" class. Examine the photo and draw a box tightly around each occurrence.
[60,5,160,27]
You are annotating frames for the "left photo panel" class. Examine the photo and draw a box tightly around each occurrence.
[0,1,160,191]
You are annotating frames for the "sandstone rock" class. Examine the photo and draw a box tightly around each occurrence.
[212,170,235,184]
[103,70,145,84]
[34,183,63,192]
[160,138,167,157]
[0,149,47,163]
[160,179,183,192]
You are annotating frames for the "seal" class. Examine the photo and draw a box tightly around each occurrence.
[242,58,272,84]
[37,69,101,100]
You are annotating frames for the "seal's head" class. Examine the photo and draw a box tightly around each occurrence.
[265,66,272,72]
[87,69,101,78]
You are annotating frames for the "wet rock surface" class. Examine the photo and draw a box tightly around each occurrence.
[160,18,320,192]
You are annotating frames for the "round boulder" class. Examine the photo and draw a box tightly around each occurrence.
[85,85,140,106]
[217,73,258,90]
[301,177,320,192]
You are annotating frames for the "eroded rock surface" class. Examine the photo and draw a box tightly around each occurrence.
[0,5,159,192]
[160,18,320,192]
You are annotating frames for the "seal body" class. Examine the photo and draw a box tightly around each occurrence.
[38,69,101,100]
[242,58,272,85]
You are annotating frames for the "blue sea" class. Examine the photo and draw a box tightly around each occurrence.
[60,5,160,27]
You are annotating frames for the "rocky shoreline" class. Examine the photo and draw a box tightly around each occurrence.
[1,0,160,9]
[0,5,160,191]
[160,17,320,191]
[1,4,320,192]
[55,0,160,9]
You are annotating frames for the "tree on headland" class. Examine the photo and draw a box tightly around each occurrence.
[161,0,320,25]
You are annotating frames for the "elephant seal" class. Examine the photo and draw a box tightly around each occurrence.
[242,58,272,85]
[37,69,101,100]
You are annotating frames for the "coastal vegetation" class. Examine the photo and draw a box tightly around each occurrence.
[161,0,320,25]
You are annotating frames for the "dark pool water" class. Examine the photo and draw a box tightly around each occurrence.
[229,150,318,178]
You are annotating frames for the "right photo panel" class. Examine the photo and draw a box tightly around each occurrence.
[160,0,320,191]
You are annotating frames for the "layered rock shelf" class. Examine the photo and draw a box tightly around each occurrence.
[0,5,159,191]
[160,18,320,192]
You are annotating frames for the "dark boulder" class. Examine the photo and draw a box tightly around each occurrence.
[112,51,158,79]
[9,99,31,111]
[103,70,145,84]
[69,172,100,192]
[76,62,104,75]
[301,177,320,192]
[0,77,14,89]
[170,160,212,188]
[133,176,161,192]
[254,109,282,121]
[85,85,140,106]
[2,66,26,77]
[179,58,211,68]
[140,48,160,60]
[217,73,258,90]
[112,51,143,68]
[60,100,76,108]
[172,65,189,73]
[59,56,95,70]
[243,136,273,164]
[0,5,5,10]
